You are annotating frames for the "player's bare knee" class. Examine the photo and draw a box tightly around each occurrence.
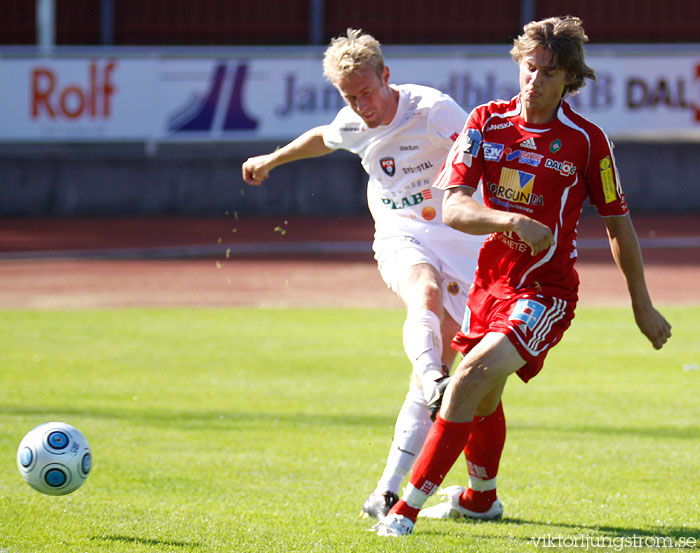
[404,264,440,296]
[451,362,487,393]
[423,281,442,311]
[454,359,506,397]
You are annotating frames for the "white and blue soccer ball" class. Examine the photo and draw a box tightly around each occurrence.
[17,422,92,495]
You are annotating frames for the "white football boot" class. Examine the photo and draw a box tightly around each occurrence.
[370,513,414,537]
[418,485,503,520]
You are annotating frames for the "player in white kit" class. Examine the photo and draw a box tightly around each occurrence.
[241,28,484,519]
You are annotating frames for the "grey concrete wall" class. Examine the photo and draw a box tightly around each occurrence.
[1,141,698,217]
[612,142,700,213]
[0,143,367,217]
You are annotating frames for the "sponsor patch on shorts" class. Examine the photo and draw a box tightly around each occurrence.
[509,298,546,330]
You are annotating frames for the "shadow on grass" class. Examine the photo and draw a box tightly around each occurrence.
[508,421,699,441]
[92,534,200,549]
[418,517,700,545]
[503,517,700,537]
[0,403,395,431]
[4,403,698,440]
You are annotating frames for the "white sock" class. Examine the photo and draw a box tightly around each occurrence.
[468,474,498,491]
[402,309,444,401]
[375,385,432,495]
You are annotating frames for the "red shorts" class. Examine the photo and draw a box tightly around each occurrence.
[452,284,576,382]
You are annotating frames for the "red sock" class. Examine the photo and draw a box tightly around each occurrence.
[460,401,506,512]
[459,487,498,512]
[465,401,506,479]
[391,415,472,521]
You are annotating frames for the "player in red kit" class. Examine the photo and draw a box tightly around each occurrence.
[373,15,672,537]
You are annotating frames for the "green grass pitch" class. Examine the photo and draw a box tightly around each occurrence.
[0,306,698,552]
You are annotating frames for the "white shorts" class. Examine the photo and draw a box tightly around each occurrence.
[374,234,481,324]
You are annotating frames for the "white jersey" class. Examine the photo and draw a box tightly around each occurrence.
[323,84,483,244]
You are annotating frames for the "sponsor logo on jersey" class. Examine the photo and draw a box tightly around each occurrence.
[398,235,421,245]
[550,138,562,153]
[380,157,395,176]
[599,156,617,203]
[505,148,543,167]
[509,298,546,330]
[490,167,544,206]
[446,281,460,295]
[520,136,537,150]
[544,158,576,176]
[518,151,543,167]
[400,145,419,151]
[340,124,363,132]
[380,188,433,210]
[483,142,505,161]
[496,231,530,252]
[505,149,521,162]
[422,206,437,221]
[485,121,513,132]
[402,160,434,174]
[460,128,482,167]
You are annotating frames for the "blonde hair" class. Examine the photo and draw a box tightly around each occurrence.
[511,16,596,96]
[322,28,385,85]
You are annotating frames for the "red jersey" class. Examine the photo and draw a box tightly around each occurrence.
[434,96,629,302]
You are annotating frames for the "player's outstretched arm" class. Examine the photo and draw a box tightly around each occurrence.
[241,126,333,186]
[442,187,554,255]
[605,214,671,349]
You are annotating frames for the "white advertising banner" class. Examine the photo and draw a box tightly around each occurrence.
[1,50,699,142]
[0,58,158,140]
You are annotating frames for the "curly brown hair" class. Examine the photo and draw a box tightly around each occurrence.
[511,16,596,96]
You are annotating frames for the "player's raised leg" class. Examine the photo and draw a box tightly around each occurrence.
[363,307,461,519]
[361,262,458,519]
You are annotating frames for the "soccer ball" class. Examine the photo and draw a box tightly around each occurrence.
[17,422,92,495]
